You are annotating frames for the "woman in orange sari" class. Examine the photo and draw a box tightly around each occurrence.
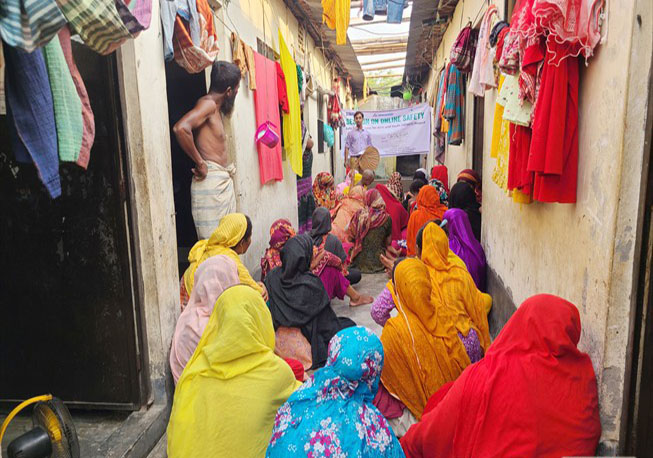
[406,186,447,256]
[331,185,366,252]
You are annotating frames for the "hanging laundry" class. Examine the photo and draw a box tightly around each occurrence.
[507,124,533,196]
[43,34,83,163]
[3,42,60,198]
[489,21,509,47]
[253,51,283,185]
[322,0,350,45]
[497,74,532,127]
[231,33,256,90]
[443,64,464,145]
[116,0,153,36]
[450,25,478,73]
[0,0,66,52]
[491,75,510,191]
[173,0,219,73]
[55,0,132,55]
[58,26,95,169]
[161,0,179,60]
[278,31,303,176]
[276,61,289,113]
[387,0,405,24]
[433,66,448,162]
[468,4,498,96]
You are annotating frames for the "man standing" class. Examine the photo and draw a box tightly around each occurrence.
[344,111,372,172]
[173,61,241,240]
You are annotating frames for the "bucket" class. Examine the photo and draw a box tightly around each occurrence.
[255,121,280,148]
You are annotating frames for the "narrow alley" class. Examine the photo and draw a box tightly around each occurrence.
[0,0,652,457]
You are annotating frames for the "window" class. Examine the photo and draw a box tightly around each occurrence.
[256,38,279,60]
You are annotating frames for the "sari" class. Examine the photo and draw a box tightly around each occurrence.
[261,219,295,281]
[457,169,482,205]
[377,184,409,241]
[170,255,239,383]
[430,165,449,192]
[387,171,404,200]
[312,171,339,210]
[381,258,478,419]
[443,208,487,292]
[401,295,601,458]
[331,185,366,244]
[348,189,390,262]
[182,213,262,294]
[264,234,355,368]
[406,186,448,256]
[449,182,482,242]
[267,326,404,458]
[167,285,301,458]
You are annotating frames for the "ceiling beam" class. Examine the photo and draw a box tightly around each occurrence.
[363,64,406,72]
[359,56,406,65]
[353,44,408,55]
[351,36,408,45]
[349,16,411,26]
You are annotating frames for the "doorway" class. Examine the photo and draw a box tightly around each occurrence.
[0,47,143,409]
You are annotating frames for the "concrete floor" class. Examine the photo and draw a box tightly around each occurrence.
[330,272,387,336]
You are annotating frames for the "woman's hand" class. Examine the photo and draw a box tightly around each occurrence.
[258,282,269,302]
[310,249,326,271]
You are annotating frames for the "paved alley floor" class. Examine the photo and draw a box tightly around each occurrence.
[330,272,387,336]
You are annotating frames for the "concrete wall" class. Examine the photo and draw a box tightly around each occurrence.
[422,0,653,452]
[212,0,349,274]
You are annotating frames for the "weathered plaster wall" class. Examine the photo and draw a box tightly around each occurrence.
[212,0,347,274]
[422,0,652,451]
[116,0,180,391]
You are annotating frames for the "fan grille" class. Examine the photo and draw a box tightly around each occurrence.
[32,399,80,458]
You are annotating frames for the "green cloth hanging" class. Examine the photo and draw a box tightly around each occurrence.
[43,35,83,163]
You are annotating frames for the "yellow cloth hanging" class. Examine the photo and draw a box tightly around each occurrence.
[183,213,262,294]
[491,75,510,191]
[278,31,303,176]
[167,285,301,458]
[321,0,350,45]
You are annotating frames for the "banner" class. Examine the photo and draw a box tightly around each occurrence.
[341,104,432,157]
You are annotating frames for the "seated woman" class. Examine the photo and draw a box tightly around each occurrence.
[182,213,265,308]
[387,171,404,202]
[170,255,239,384]
[331,185,366,251]
[264,234,355,368]
[430,164,450,193]
[457,168,482,206]
[449,181,482,242]
[167,285,301,458]
[266,326,404,458]
[403,179,427,213]
[312,171,339,211]
[443,208,487,291]
[400,295,601,458]
[348,189,393,274]
[406,185,447,256]
[376,183,409,243]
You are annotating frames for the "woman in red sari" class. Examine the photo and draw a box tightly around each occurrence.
[376,184,409,242]
[400,294,601,458]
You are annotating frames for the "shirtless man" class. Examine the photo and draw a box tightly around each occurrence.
[173,61,241,239]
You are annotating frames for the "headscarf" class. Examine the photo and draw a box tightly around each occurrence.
[348,189,390,261]
[421,223,491,352]
[381,258,476,419]
[428,178,449,206]
[401,295,601,458]
[264,234,352,367]
[261,219,296,280]
[313,171,338,209]
[449,182,482,242]
[267,326,404,458]
[406,186,448,256]
[443,208,487,292]
[413,169,428,182]
[167,285,301,458]
[376,184,409,241]
[457,168,482,204]
[331,185,367,246]
[170,255,240,384]
[183,213,262,294]
[387,171,404,200]
[310,207,347,262]
[430,165,450,192]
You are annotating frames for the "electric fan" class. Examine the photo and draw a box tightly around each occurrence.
[0,395,79,458]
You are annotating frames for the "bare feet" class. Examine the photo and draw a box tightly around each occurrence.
[349,294,374,307]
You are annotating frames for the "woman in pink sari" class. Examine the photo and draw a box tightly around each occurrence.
[331,185,366,255]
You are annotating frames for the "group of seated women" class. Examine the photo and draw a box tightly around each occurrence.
[165,166,602,457]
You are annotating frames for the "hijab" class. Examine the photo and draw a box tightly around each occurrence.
[170,255,240,384]
[443,208,487,291]
[348,189,390,261]
[183,213,262,294]
[167,285,301,458]
[313,172,339,209]
[429,178,449,206]
[331,185,367,245]
[401,295,601,458]
[406,186,448,256]
[376,184,409,241]
[260,219,296,281]
[449,182,482,242]
[267,326,404,458]
[387,171,404,200]
[310,207,347,261]
[430,165,450,192]
[457,168,482,204]
[381,258,475,419]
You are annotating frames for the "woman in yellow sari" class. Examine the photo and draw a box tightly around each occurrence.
[167,285,301,457]
[380,223,491,420]
[182,213,266,299]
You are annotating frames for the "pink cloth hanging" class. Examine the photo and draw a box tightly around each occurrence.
[253,51,284,185]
